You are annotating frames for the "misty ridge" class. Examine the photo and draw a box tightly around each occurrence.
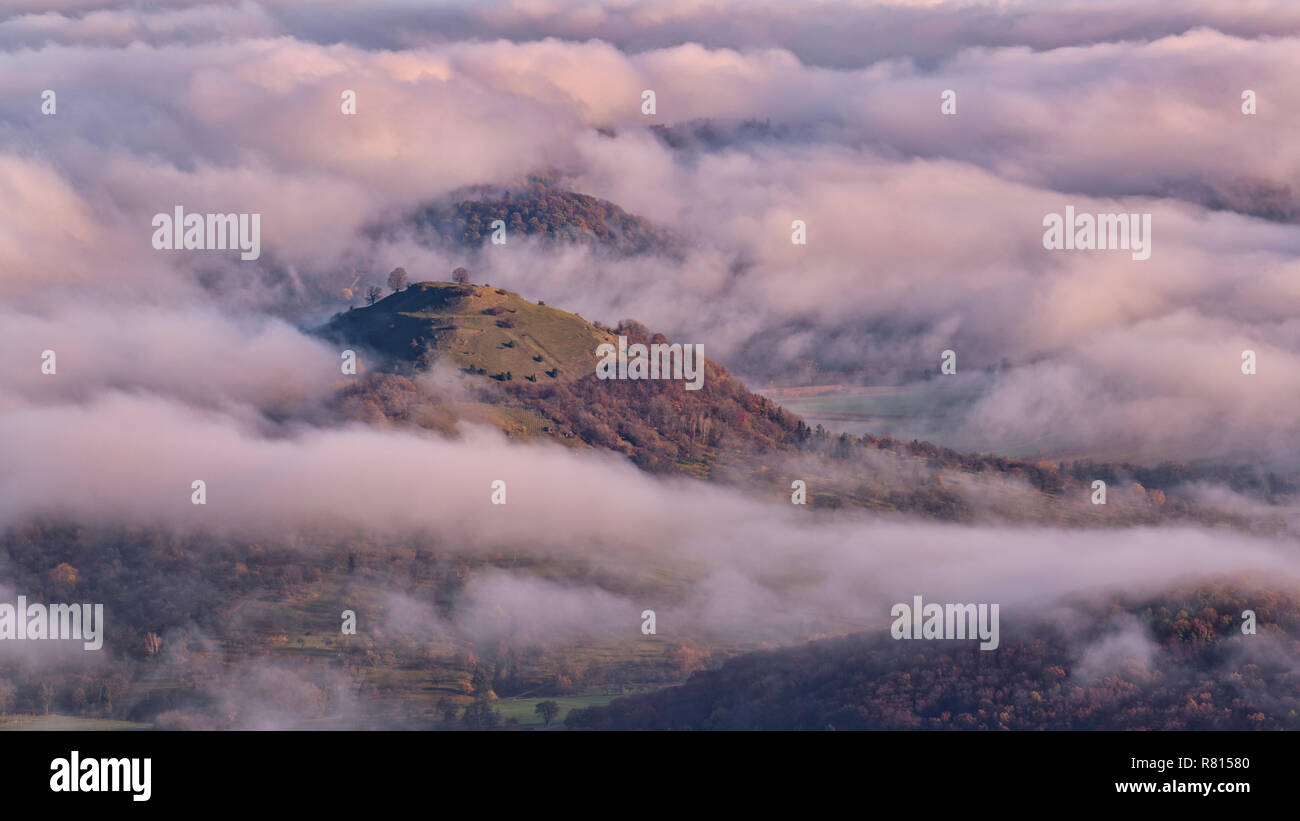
[0,0,1298,730]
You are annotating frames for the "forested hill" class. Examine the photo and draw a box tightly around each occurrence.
[406,179,675,254]
[566,586,1300,731]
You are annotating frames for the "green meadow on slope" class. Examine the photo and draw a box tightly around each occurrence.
[323,282,617,384]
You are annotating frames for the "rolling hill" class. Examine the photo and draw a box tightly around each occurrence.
[315,280,1288,533]
[565,585,1300,731]
[319,281,803,475]
[321,281,616,383]
[403,178,676,255]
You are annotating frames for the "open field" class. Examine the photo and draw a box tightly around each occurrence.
[762,383,984,446]
[0,714,152,731]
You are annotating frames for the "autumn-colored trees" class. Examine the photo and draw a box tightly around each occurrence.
[568,588,1300,731]
[411,181,673,254]
[387,267,408,292]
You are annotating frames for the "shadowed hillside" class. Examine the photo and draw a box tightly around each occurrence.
[567,585,1300,731]
[405,178,676,255]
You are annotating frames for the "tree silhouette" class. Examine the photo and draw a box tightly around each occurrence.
[462,699,500,730]
[387,267,408,292]
[535,700,560,727]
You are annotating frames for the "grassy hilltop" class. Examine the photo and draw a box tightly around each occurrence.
[322,281,618,384]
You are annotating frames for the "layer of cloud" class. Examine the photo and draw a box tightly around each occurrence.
[1,390,1296,645]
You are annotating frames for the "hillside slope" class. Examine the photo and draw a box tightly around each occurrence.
[321,281,615,383]
[316,281,1288,530]
[566,585,1300,730]
[405,178,676,255]
[319,281,802,475]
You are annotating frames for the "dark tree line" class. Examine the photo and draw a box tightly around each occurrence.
[568,587,1300,731]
